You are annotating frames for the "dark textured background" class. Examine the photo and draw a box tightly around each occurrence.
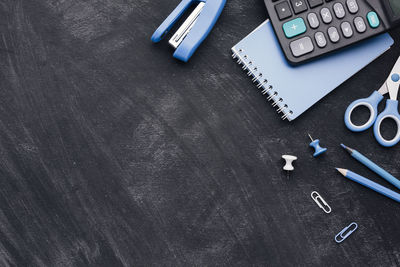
[0,0,399,266]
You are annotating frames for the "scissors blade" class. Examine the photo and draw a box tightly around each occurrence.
[378,83,389,95]
[385,56,400,100]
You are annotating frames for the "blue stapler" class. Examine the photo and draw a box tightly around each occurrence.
[151,0,226,62]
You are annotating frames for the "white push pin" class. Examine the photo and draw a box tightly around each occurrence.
[282,155,297,179]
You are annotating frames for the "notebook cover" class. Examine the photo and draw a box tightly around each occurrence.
[231,20,394,121]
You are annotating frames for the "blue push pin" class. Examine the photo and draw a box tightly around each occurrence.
[308,134,327,157]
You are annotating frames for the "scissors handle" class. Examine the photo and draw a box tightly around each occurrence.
[373,99,400,147]
[344,91,384,132]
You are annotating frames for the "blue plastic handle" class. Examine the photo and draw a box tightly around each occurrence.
[373,99,400,147]
[344,91,384,132]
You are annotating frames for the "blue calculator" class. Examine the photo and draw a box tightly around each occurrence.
[264,0,400,65]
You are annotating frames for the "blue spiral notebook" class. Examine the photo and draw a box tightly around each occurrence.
[232,20,394,121]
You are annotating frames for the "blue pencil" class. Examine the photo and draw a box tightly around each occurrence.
[341,144,400,190]
[336,168,400,203]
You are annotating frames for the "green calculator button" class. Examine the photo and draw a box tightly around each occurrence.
[367,12,380,28]
[283,18,307,38]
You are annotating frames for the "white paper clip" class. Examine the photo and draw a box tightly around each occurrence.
[311,191,332,213]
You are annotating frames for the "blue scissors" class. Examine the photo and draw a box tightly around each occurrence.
[344,56,400,147]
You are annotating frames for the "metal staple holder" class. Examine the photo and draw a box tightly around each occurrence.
[151,0,226,62]
[311,191,332,214]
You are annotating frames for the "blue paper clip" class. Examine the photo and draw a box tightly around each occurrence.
[151,0,226,62]
[335,222,358,243]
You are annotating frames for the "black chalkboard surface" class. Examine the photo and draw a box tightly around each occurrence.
[0,0,399,266]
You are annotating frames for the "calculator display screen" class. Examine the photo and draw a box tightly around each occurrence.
[389,0,400,16]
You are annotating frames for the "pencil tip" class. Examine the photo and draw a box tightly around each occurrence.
[340,144,353,154]
[336,168,347,176]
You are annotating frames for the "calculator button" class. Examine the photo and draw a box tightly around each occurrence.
[307,13,320,29]
[333,3,346,19]
[275,1,292,20]
[315,32,327,47]
[346,0,358,14]
[290,0,308,14]
[290,37,314,57]
[354,17,366,32]
[283,18,307,38]
[328,27,340,43]
[341,22,353,38]
[320,8,333,24]
[367,11,380,28]
[307,0,323,8]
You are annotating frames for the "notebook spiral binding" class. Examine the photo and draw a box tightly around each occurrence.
[232,48,293,121]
